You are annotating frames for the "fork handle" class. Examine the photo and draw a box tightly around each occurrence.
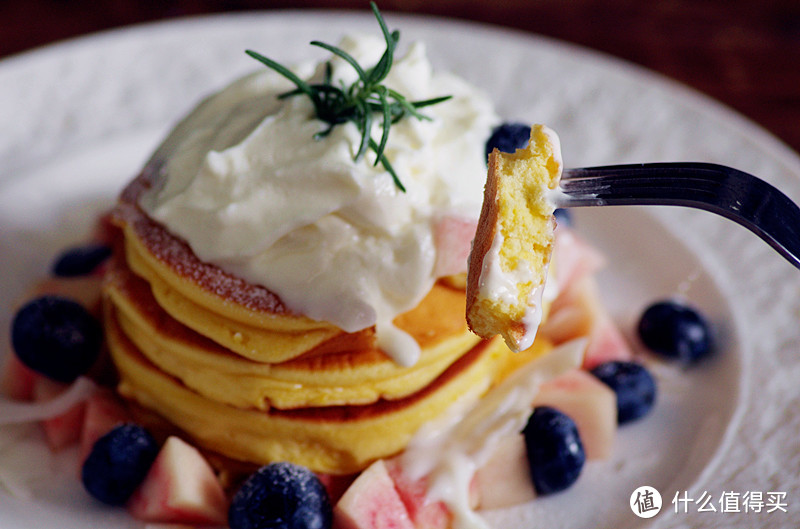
[558,162,800,270]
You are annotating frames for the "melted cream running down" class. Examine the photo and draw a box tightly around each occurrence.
[141,35,497,366]
[477,230,554,352]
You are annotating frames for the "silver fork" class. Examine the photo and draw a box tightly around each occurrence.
[557,162,800,270]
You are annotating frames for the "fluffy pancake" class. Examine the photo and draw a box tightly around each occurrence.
[104,255,483,410]
[106,302,507,475]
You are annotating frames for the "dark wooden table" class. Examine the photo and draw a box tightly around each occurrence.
[2,0,798,156]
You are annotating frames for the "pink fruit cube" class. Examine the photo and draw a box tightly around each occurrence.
[474,434,536,510]
[582,315,634,370]
[334,459,415,529]
[433,215,477,277]
[385,458,453,529]
[127,436,228,525]
[552,226,605,292]
[541,275,633,369]
[541,276,601,344]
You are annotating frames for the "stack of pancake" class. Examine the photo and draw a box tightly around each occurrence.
[102,172,553,477]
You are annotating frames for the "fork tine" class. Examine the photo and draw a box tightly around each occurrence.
[558,162,800,270]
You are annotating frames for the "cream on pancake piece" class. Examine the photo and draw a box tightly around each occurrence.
[466,124,563,352]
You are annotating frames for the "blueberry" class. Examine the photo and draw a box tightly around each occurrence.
[553,208,572,226]
[11,295,102,383]
[81,424,159,506]
[638,300,713,363]
[52,243,111,277]
[591,361,657,424]
[229,462,332,529]
[485,122,531,161]
[523,406,585,495]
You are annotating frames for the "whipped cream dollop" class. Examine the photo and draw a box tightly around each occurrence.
[141,35,497,366]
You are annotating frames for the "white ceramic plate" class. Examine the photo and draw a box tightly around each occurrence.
[2,11,800,529]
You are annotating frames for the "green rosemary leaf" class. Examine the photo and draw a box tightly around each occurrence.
[245,50,315,99]
[355,100,372,162]
[278,88,304,99]
[385,89,428,121]
[311,41,369,83]
[314,122,336,139]
[412,95,454,108]
[246,2,450,192]
[375,87,392,166]
[366,99,402,118]
[370,138,405,192]
[369,31,398,85]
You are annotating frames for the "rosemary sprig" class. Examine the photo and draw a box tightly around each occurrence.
[245,2,452,192]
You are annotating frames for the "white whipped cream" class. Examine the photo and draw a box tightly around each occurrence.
[141,35,497,366]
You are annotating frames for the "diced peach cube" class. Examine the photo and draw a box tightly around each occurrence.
[541,275,633,369]
[552,226,605,293]
[334,459,415,529]
[474,434,536,510]
[541,276,601,344]
[385,458,453,529]
[582,315,634,370]
[433,215,478,277]
[127,436,228,526]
